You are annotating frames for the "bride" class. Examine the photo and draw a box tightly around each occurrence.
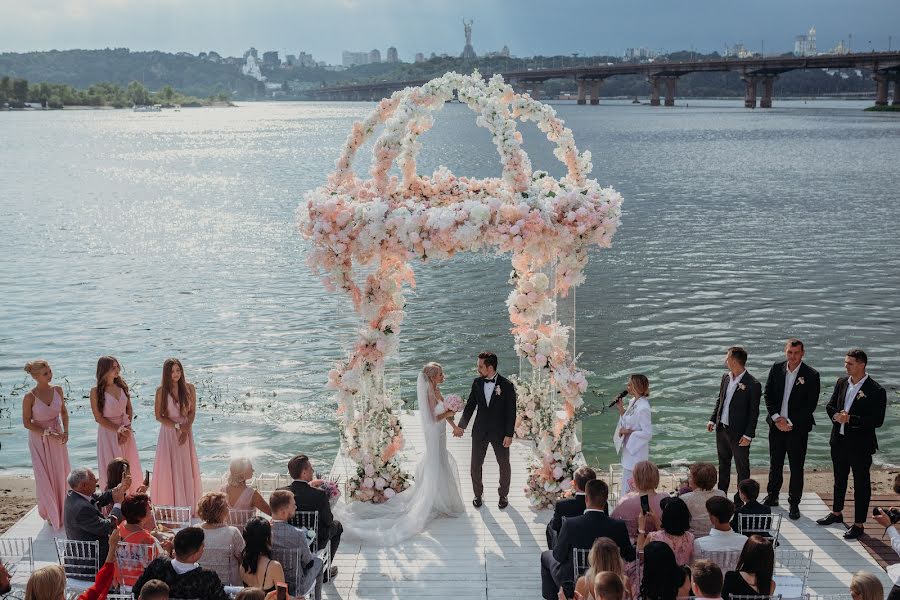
[332,362,465,545]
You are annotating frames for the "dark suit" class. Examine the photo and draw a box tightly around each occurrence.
[710,371,762,501]
[278,480,342,560]
[540,510,635,600]
[458,374,517,499]
[826,375,887,524]
[730,499,772,535]
[133,557,229,600]
[546,494,587,549]
[63,490,121,563]
[764,361,821,506]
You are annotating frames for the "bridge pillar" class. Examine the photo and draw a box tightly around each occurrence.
[760,75,777,109]
[874,73,889,106]
[894,76,900,106]
[742,76,759,108]
[664,77,677,106]
[648,76,661,106]
[589,80,602,105]
[577,80,587,105]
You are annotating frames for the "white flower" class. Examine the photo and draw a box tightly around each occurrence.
[532,273,550,291]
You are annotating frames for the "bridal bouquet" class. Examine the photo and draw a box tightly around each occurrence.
[318,478,342,508]
[444,394,464,413]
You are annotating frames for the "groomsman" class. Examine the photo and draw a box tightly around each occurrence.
[707,346,762,507]
[817,349,887,540]
[763,339,821,520]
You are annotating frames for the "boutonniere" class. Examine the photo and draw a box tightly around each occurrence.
[796,377,805,386]
[856,390,866,400]
[738,383,746,391]
[495,386,502,397]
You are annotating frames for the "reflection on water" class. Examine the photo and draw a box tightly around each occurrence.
[1,99,898,478]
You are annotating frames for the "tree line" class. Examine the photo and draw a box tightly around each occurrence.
[0,76,230,109]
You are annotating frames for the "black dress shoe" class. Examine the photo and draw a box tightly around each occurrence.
[324,566,338,582]
[762,495,780,507]
[498,497,509,509]
[816,513,843,526]
[473,496,483,508]
[788,505,801,520]
[843,525,865,540]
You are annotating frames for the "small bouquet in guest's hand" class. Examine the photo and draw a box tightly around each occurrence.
[444,394,464,413]
[318,478,342,508]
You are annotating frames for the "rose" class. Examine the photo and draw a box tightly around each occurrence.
[362,477,374,489]
[374,477,386,490]
[383,487,397,500]
[363,464,375,477]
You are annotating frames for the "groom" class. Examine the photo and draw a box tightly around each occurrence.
[453,351,517,509]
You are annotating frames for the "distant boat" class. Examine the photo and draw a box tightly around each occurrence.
[632,97,640,104]
[133,104,162,112]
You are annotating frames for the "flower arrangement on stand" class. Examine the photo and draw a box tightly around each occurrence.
[302,71,622,504]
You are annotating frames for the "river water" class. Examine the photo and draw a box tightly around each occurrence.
[1,99,898,480]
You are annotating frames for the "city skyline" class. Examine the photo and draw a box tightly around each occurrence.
[1,0,897,63]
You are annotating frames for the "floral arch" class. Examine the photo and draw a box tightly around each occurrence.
[301,72,623,507]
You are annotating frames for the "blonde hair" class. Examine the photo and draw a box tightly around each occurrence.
[197,491,230,524]
[584,537,624,595]
[228,457,253,487]
[628,373,650,397]
[24,360,51,377]
[632,460,660,493]
[25,564,66,600]
[422,362,443,407]
[850,571,883,600]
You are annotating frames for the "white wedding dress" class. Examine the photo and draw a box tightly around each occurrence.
[332,373,466,545]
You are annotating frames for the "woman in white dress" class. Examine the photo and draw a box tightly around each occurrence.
[333,362,465,545]
[614,374,653,495]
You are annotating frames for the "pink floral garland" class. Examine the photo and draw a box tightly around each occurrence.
[301,72,623,505]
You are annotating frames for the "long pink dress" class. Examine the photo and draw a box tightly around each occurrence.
[97,390,143,493]
[28,389,71,529]
[151,394,202,509]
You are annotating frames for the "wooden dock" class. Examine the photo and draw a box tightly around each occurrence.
[2,410,895,598]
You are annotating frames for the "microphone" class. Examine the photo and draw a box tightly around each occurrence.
[608,390,629,408]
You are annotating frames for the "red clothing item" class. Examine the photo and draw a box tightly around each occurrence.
[77,560,115,600]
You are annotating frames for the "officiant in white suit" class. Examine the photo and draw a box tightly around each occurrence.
[614,374,653,495]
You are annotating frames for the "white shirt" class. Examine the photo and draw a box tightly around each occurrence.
[693,527,748,554]
[483,376,497,408]
[719,370,746,427]
[171,558,200,575]
[840,373,868,435]
[887,527,900,584]
[773,362,801,424]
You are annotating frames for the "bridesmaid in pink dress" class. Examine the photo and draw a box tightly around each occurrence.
[150,358,202,510]
[91,356,143,493]
[22,360,71,530]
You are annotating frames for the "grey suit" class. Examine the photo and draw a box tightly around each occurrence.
[63,490,122,561]
[272,520,323,600]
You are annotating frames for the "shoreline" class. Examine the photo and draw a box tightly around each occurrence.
[4,466,898,535]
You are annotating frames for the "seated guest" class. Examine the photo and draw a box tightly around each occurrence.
[541,479,635,600]
[222,458,272,516]
[692,559,724,600]
[729,479,771,535]
[198,491,245,585]
[271,490,324,598]
[240,517,288,593]
[279,454,341,579]
[26,529,122,600]
[118,494,168,587]
[612,460,668,539]
[133,527,230,600]
[547,465,596,549]
[639,541,692,600]
[594,571,627,600]
[693,497,749,559]
[138,579,170,600]
[569,537,629,600]
[0,563,9,596]
[850,571,885,600]
[721,535,776,600]
[638,497,695,565]
[234,589,267,600]
[679,462,726,536]
[64,467,125,564]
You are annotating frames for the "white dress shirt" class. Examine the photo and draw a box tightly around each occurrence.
[840,373,868,435]
[617,396,652,469]
[693,527,749,555]
[171,558,200,575]
[887,527,900,584]
[719,370,746,427]
[483,376,497,408]
[772,362,801,424]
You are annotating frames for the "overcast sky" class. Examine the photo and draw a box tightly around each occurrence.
[1,0,897,63]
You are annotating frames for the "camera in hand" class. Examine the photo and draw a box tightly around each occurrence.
[873,506,900,524]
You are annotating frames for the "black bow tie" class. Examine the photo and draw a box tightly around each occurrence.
[485,377,497,384]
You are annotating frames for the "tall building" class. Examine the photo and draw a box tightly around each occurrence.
[242,54,266,81]
[793,26,818,56]
[369,49,381,63]
[460,19,476,59]
[244,47,258,59]
[414,52,425,63]
[386,47,399,63]
[342,51,369,67]
[262,51,280,66]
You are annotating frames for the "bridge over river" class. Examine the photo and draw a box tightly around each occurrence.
[305,51,900,108]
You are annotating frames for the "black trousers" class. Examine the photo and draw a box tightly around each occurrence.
[327,520,342,561]
[887,584,900,600]
[831,437,873,525]
[716,425,750,501]
[545,522,559,550]
[540,550,565,600]
[767,427,809,507]
[471,437,511,498]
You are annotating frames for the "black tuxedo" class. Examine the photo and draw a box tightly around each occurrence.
[278,480,342,559]
[458,374,517,499]
[540,510,635,600]
[730,499,772,535]
[764,361,821,506]
[710,370,762,501]
[545,494,587,549]
[825,375,887,523]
